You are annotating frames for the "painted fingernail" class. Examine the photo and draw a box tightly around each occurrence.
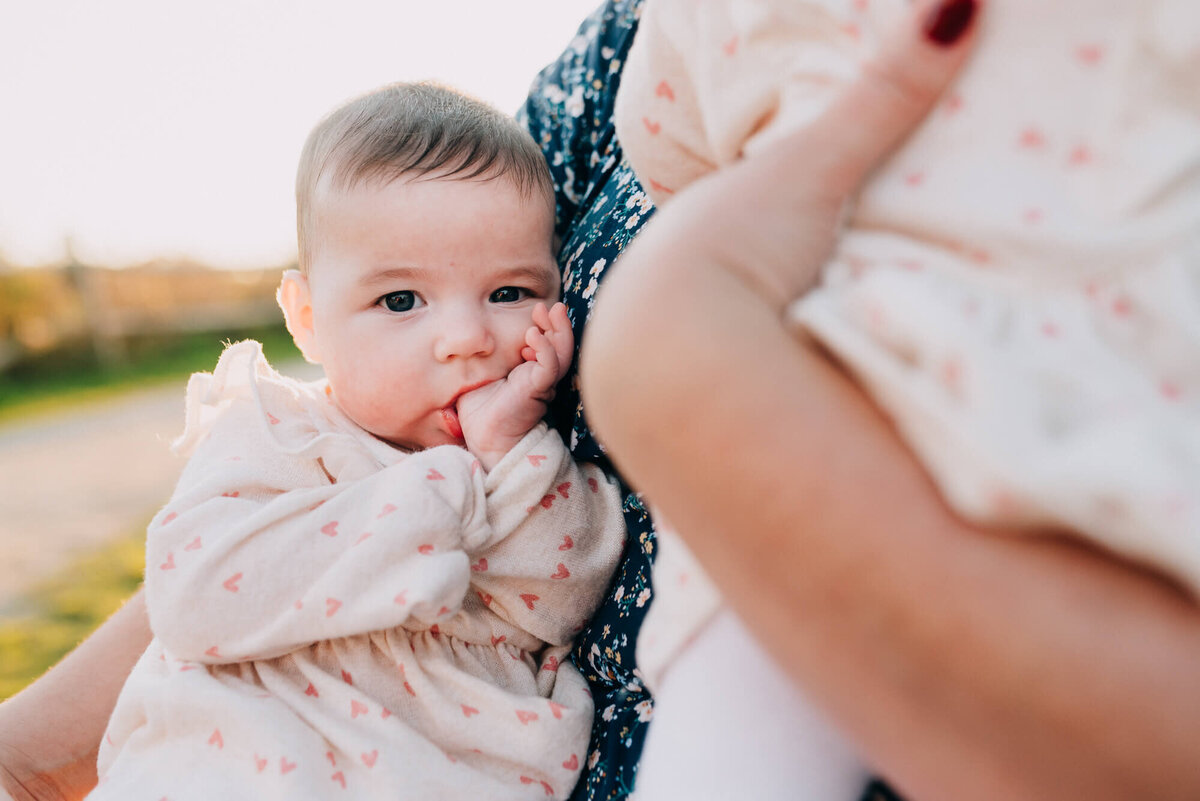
[924,0,977,46]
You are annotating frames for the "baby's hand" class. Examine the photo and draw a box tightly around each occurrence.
[457,302,573,471]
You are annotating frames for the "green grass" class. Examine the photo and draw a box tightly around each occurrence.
[0,531,146,701]
[0,325,304,698]
[0,324,300,426]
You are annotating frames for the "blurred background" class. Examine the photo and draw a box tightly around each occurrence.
[0,0,599,698]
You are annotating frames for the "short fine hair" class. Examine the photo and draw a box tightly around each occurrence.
[295,82,554,273]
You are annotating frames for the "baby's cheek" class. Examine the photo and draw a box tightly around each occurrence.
[366,385,416,426]
[503,327,533,365]
[336,379,402,432]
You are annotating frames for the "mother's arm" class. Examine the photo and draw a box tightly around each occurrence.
[580,2,1200,799]
[586,273,1200,800]
[0,590,150,801]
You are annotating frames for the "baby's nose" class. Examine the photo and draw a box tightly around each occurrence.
[433,307,495,361]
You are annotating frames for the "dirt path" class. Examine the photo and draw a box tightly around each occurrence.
[0,362,320,612]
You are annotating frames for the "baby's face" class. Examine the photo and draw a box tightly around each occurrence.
[301,173,558,450]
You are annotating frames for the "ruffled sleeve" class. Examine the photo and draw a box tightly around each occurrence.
[147,341,491,663]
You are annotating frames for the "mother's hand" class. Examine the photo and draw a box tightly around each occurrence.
[0,591,153,801]
[635,0,981,317]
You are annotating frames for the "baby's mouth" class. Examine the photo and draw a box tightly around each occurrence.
[440,406,464,441]
[441,379,498,442]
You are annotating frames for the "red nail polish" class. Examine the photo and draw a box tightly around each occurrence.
[924,0,978,46]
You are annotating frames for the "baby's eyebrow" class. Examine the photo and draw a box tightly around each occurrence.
[358,266,432,287]
[494,265,558,287]
[358,263,558,291]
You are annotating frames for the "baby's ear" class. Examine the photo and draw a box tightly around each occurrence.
[277,269,321,364]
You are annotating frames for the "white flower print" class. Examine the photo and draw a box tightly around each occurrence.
[565,86,586,118]
[541,83,566,106]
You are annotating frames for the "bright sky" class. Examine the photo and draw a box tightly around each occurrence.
[0,0,601,269]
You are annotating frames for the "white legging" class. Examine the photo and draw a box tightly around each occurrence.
[632,608,869,801]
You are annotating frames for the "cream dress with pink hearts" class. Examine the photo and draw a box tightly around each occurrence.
[617,0,1200,797]
[88,341,625,801]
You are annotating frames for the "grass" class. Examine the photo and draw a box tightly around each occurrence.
[0,324,303,699]
[0,530,146,701]
[0,323,300,426]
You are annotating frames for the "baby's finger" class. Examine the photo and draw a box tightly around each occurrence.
[531,302,551,334]
[525,327,560,392]
[545,302,575,370]
[523,324,547,365]
[547,302,570,335]
[526,323,551,356]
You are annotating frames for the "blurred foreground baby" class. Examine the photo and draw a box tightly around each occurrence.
[614,0,1200,797]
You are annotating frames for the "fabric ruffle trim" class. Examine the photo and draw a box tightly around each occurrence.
[172,340,402,478]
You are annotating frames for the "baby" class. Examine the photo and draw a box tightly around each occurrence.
[614,0,1200,797]
[89,82,625,801]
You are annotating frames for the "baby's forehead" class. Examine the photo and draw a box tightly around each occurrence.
[307,169,559,285]
[314,168,553,218]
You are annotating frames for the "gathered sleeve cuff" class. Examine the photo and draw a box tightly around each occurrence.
[468,424,626,647]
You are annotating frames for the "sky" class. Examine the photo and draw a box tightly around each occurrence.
[0,0,601,269]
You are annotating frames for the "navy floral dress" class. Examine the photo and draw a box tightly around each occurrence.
[519,2,903,800]
[519,3,656,799]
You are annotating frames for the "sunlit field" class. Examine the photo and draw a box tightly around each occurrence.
[0,531,145,700]
[0,265,307,700]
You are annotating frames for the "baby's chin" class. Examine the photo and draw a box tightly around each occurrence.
[366,423,465,453]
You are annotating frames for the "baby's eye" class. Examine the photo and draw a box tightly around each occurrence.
[489,286,529,304]
[380,291,422,313]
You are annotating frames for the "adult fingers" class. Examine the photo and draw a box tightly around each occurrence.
[796,0,982,197]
